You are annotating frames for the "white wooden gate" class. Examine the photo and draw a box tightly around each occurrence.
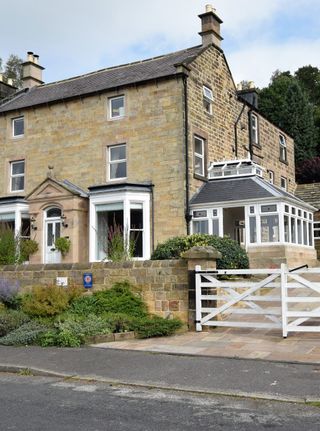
[195,264,320,337]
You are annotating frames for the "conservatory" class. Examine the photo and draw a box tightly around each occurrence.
[190,160,317,267]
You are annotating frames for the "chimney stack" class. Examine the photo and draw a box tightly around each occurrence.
[22,51,45,89]
[199,4,223,48]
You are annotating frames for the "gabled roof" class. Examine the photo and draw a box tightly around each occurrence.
[0,45,203,114]
[26,176,88,200]
[190,176,315,210]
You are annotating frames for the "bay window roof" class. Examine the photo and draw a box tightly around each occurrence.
[190,175,315,210]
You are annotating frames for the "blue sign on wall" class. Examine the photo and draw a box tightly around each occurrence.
[83,273,93,288]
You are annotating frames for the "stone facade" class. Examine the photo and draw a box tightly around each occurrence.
[186,47,295,195]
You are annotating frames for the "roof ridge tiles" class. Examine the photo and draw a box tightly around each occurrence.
[37,45,202,89]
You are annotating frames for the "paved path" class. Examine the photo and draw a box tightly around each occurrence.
[94,327,320,363]
[1,346,320,403]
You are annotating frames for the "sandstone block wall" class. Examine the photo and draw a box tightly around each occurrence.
[0,260,190,324]
[187,46,296,195]
[0,79,187,248]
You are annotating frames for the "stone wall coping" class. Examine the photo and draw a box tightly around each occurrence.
[181,246,222,260]
[0,259,187,272]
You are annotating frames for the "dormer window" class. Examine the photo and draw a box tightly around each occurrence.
[109,96,125,119]
[203,86,213,114]
[12,116,24,137]
[279,134,287,163]
[250,113,259,146]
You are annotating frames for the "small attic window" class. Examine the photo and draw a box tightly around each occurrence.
[203,86,213,114]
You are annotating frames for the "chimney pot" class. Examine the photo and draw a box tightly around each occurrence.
[206,4,214,13]
[7,78,13,86]
[27,51,34,62]
[33,54,39,64]
[249,81,255,89]
[237,83,243,91]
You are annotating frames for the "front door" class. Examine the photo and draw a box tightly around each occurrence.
[45,207,62,263]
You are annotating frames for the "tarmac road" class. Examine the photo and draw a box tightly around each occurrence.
[1,373,320,431]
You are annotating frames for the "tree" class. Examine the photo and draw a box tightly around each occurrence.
[296,157,320,184]
[295,66,320,154]
[282,81,316,165]
[259,71,317,167]
[0,54,23,88]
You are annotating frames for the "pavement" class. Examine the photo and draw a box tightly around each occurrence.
[94,327,320,364]
[1,343,320,404]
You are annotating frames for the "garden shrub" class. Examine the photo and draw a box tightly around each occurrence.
[0,321,48,346]
[0,228,17,265]
[93,281,148,317]
[22,285,71,317]
[151,234,249,269]
[101,312,137,333]
[131,315,183,339]
[0,228,38,264]
[70,281,148,317]
[0,278,20,308]
[69,294,98,316]
[0,310,30,337]
[39,314,112,347]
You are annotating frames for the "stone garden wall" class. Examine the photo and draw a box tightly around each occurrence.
[0,260,190,325]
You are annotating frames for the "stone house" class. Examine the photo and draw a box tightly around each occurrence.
[296,182,320,259]
[0,6,316,268]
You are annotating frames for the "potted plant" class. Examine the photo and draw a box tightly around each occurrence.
[54,237,71,256]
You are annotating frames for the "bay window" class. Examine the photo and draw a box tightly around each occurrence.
[89,189,150,261]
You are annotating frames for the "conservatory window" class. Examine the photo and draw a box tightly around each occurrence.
[260,215,279,243]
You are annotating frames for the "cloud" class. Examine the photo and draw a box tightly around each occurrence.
[1,0,320,85]
[228,38,320,87]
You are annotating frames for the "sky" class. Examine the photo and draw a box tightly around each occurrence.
[1,0,320,88]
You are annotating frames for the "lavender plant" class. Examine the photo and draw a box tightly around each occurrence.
[0,278,20,308]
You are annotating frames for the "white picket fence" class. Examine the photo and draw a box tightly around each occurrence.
[195,264,320,337]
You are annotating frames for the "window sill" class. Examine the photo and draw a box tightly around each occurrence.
[252,142,261,149]
[108,116,125,121]
[193,173,207,181]
[279,158,288,165]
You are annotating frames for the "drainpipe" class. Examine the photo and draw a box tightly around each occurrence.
[248,108,253,160]
[234,102,246,158]
[183,74,192,234]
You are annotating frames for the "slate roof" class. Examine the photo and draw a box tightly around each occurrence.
[0,46,203,113]
[190,176,313,208]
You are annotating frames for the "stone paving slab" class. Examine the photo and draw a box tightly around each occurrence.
[94,327,320,364]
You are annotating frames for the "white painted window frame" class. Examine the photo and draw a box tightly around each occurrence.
[203,86,213,115]
[108,144,127,181]
[191,201,314,250]
[314,221,320,239]
[10,160,25,192]
[194,136,205,177]
[89,191,150,262]
[280,176,287,191]
[190,207,223,237]
[12,116,24,138]
[109,95,125,120]
[279,134,287,162]
[268,170,274,184]
[0,203,29,237]
[250,113,259,145]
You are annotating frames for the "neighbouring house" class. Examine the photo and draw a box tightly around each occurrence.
[0,6,317,268]
[296,182,320,259]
